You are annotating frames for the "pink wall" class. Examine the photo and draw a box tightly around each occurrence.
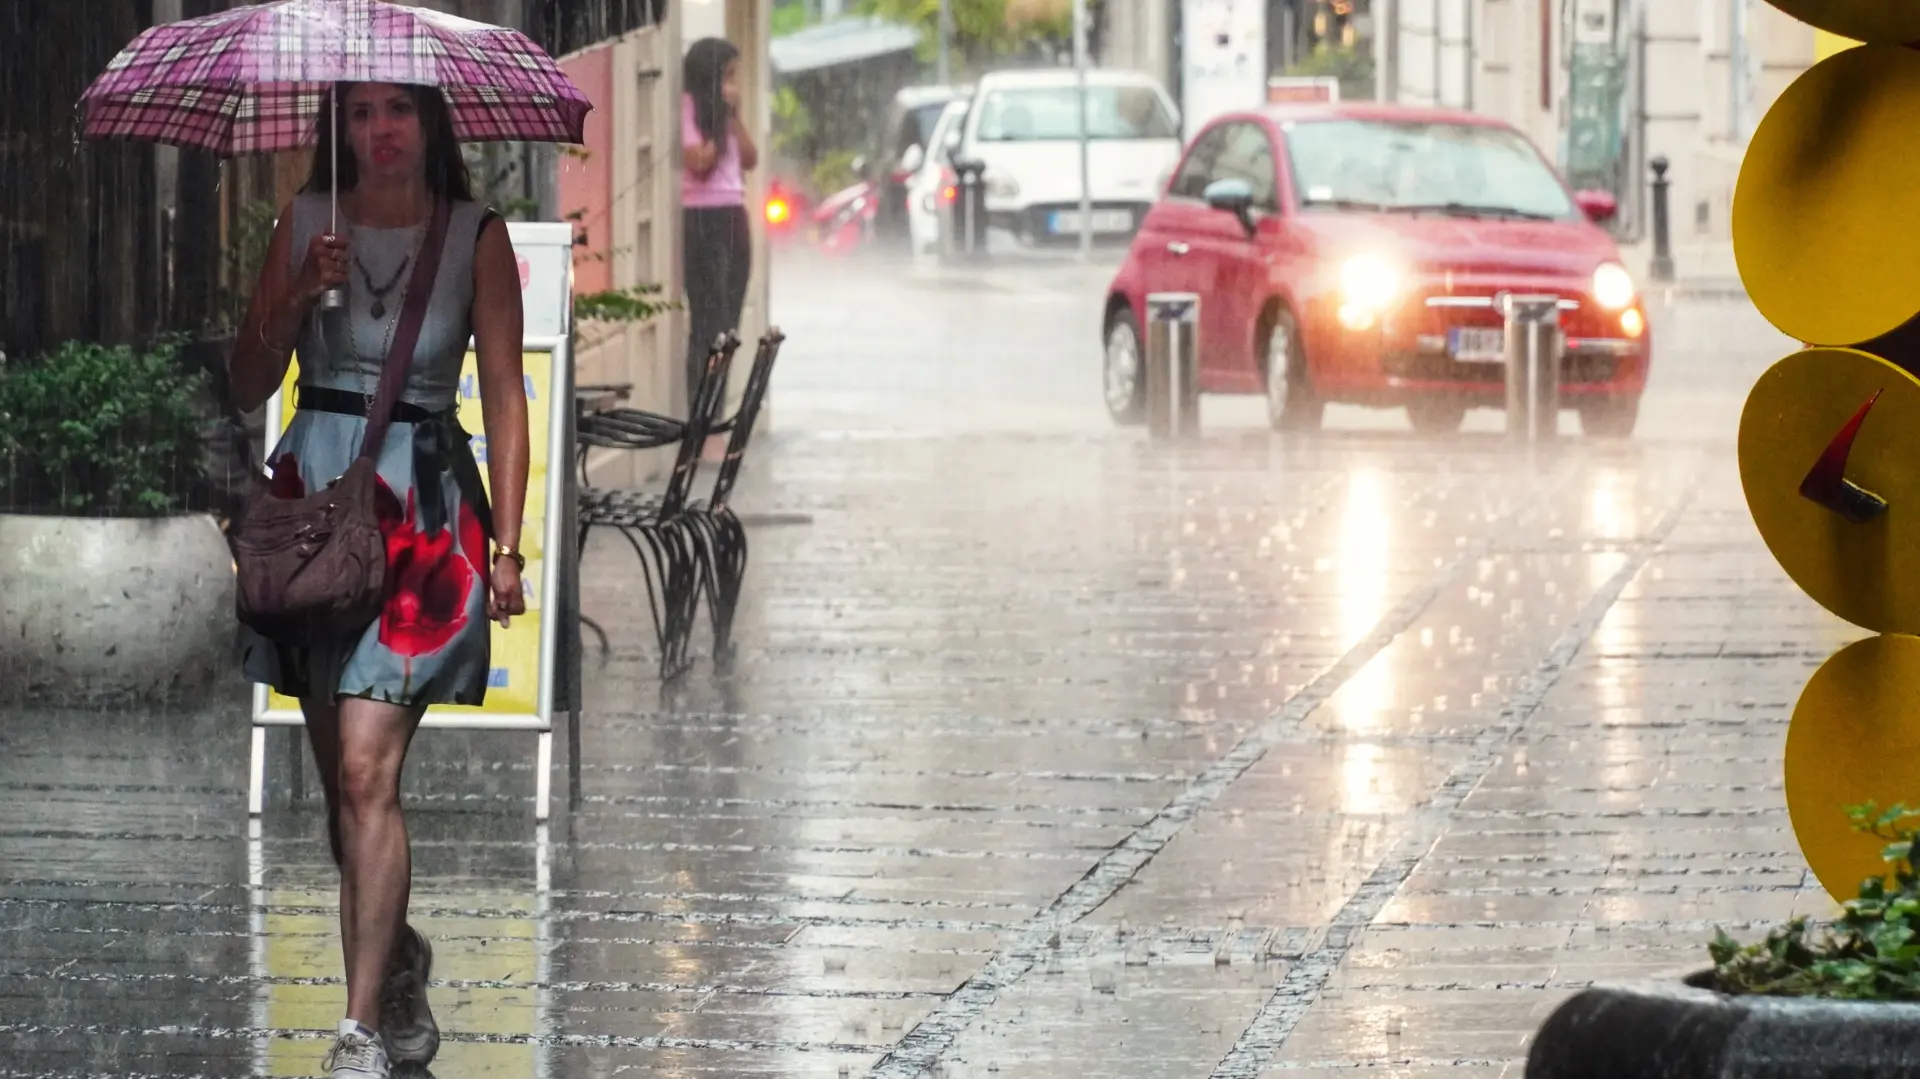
[558,44,614,296]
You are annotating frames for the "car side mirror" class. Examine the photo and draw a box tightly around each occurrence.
[1574,188,1618,224]
[1204,178,1257,237]
[899,144,924,173]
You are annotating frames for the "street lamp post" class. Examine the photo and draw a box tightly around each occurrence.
[1073,0,1092,257]
[937,0,952,85]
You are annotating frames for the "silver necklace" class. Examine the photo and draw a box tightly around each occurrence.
[350,217,429,421]
[354,251,410,320]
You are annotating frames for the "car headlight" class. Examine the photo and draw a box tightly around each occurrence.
[1339,254,1402,313]
[1592,262,1636,311]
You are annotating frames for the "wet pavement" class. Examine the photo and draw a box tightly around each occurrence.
[0,247,1846,1078]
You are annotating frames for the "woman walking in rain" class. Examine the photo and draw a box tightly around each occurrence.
[682,36,759,395]
[227,81,530,1079]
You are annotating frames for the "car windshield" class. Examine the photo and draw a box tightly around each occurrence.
[930,104,968,161]
[1282,119,1576,220]
[910,102,949,146]
[974,85,1177,141]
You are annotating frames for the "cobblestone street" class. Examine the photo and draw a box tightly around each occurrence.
[0,249,1848,1078]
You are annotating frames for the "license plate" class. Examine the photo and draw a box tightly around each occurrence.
[1449,327,1506,362]
[1050,209,1132,233]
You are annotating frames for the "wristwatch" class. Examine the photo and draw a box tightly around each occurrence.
[493,544,526,571]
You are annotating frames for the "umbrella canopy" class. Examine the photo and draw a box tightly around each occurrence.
[79,0,591,155]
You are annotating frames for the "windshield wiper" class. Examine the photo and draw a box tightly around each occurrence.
[1301,196,1391,212]
[1386,202,1556,221]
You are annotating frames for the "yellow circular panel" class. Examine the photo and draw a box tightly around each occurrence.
[1739,348,1920,634]
[1786,634,1920,902]
[1762,1,1920,44]
[1734,45,1920,345]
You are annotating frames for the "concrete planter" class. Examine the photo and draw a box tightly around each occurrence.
[0,512,235,705]
[1527,971,1920,1078]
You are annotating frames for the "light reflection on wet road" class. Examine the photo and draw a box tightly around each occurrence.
[0,247,1842,1078]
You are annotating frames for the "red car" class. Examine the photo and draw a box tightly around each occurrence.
[1101,102,1651,436]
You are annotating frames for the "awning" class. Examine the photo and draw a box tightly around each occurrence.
[771,17,921,76]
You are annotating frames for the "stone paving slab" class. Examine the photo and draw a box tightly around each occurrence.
[0,249,1851,1077]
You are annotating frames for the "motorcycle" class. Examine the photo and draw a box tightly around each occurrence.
[809,159,880,256]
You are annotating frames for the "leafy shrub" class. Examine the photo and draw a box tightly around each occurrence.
[811,149,862,197]
[0,337,208,517]
[573,283,679,325]
[1287,44,1376,103]
[1710,802,1920,1000]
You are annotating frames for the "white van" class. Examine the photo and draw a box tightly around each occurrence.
[952,68,1182,247]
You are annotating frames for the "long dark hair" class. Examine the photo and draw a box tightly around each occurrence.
[684,37,738,154]
[302,82,474,201]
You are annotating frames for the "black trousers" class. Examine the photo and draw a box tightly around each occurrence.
[683,205,752,404]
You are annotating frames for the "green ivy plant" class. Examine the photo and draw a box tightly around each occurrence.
[1285,44,1378,103]
[0,337,208,517]
[573,283,679,325]
[1710,801,1920,1000]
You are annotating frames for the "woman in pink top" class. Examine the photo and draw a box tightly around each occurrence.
[682,37,758,395]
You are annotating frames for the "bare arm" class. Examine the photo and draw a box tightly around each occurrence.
[685,138,719,177]
[684,94,719,177]
[730,113,758,172]
[472,215,528,560]
[229,207,335,411]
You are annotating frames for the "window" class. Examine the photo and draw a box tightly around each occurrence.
[1169,126,1228,201]
[973,85,1179,142]
[1211,122,1277,210]
[1282,119,1577,219]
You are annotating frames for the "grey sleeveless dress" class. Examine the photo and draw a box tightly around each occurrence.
[239,193,496,707]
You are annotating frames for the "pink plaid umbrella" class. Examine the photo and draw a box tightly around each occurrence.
[79,0,592,309]
[80,0,592,154]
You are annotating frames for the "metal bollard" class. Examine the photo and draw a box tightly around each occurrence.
[1503,295,1563,443]
[1649,156,1674,283]
[1145,292,1201,440]
[949,158,989,263]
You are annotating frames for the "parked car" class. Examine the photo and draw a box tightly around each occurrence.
[954,68,1182,248]
[873,84,970,241]
[1101,102,1651,436]
[906,98,971,254]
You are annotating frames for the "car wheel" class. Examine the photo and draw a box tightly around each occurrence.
[1407,399,1467,435]
[1579,396,1640,438]
[1104,307,1147,426]
[1265,308,1322,432]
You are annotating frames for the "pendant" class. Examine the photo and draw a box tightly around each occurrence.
[371,299,387,320]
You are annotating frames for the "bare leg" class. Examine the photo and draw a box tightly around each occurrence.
[335,695,426,1031]
[300,699,355,979]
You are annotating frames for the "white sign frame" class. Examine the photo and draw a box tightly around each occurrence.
[248,221,576,822]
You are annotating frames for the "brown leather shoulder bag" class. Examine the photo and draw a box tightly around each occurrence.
[229,200,451,645]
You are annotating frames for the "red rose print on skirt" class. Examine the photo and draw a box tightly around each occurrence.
[268,454,305,499]
[373,479,476,658]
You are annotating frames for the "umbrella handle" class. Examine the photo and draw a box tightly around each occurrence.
[319,84,347,313]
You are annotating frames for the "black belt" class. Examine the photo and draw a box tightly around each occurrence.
[294,385,496,542]
[297,385,441,424]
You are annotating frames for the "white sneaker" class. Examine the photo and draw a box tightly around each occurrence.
[380,925,440,1065]
[323,1019,391,1079]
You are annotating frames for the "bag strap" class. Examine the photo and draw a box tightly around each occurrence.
[358,198,452,462]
